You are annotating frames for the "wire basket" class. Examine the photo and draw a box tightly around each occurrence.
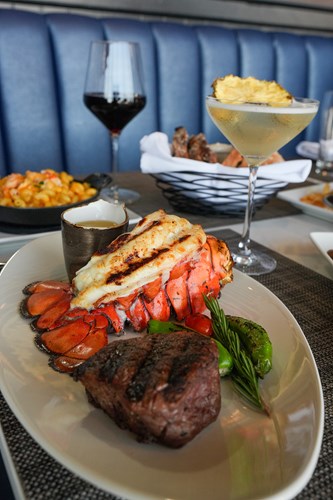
[152,171,287,216]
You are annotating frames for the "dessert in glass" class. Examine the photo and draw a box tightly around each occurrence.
[206,75,319,275]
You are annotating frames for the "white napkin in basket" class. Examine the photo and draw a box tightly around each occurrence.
[140,132,312,183]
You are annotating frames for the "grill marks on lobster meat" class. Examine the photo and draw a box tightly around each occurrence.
[71,209,209,310]
[20,210,233,373]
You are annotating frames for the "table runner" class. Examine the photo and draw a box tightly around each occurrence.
[0,229,332,500]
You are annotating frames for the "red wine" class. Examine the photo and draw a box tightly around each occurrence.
[84,93,146,135]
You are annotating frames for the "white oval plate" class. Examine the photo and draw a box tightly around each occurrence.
[310,231,333,267]
[277,182,333,222]
[0,233,324,500]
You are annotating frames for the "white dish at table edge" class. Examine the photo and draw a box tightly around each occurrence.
[0,208,142,244]
[310,232,333,267]
[0,233,324,500]
[277,182,333,222]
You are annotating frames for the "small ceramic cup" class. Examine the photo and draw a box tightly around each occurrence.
[61,199,129,282]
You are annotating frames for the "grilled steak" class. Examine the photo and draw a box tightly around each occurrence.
[74,331,221,448]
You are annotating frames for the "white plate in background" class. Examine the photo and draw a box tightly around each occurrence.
[0,233,324,500]
[277,182,333,222]
[0,208,142,265]
[310,232,333,267]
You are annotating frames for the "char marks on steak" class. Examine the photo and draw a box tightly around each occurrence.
[74,331,221,448]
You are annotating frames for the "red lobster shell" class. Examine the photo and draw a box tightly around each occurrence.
[20,210,233,373]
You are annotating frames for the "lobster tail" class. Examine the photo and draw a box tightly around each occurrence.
[20,210,233,373]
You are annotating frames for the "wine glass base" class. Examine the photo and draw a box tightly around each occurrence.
[102,188,140,205]
[232,249,277,276]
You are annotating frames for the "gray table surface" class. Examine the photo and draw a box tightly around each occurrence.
[0,173,332,499]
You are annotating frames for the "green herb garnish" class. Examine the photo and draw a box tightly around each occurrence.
[204,296,270,415]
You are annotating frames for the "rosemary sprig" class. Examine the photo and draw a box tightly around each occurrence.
[204,295,269,414]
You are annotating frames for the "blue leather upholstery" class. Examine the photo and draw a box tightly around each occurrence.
[0,8,332,176]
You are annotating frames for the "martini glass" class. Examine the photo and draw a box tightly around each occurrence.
[84,40,146,204]
[206,95,319,275]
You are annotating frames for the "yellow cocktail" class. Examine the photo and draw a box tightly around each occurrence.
[206,75,319,275]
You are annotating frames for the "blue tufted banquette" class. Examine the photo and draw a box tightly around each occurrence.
[0,8,332,176]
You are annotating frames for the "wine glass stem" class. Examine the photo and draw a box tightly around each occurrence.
[238,165,258,256]
[110,133,120,202]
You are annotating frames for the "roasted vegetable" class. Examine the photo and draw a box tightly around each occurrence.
[147,319,182,334]
[214,339,233,376]
[204,296,271,414]
[226,316,272,379]
[184,313,213,337]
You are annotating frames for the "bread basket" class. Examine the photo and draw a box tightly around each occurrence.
[152,171,286,216]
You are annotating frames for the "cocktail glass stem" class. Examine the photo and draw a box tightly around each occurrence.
[232,165,277,275]
[237,166,258,261]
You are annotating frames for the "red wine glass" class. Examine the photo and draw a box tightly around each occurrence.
[84,40,146,204]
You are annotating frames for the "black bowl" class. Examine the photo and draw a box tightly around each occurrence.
[0,173,112,227]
